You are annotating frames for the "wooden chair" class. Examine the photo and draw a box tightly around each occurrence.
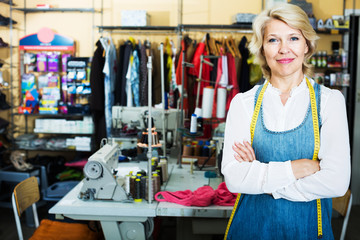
[332,189,352,240]
[12,176,102,240]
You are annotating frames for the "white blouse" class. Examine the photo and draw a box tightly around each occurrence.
[221,77,351,202]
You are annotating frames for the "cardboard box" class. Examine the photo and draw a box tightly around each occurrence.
[121,10,150,26]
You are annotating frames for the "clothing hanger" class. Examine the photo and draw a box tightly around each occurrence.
[225,37,238,57]
[215,39,224,55]
[206,33,219,56]
[230,36,241,58]
[99,37,107,57]
[128,36,136,49]
[225,36,236,57]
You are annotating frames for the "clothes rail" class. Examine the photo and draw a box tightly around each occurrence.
[182,29,253,34]
[97,24,254,34]
[99,30,178,35]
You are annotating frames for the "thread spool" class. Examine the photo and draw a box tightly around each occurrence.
[134,178,142,202]
[140,177,147,199]
[183,144,193,156]
[194,145,202,156]
[159,158,168,182]
[202,145,210,157]
[152,173,161,194]
[145,177,155,201]
[130,176,136,198]
[190,114,197,134]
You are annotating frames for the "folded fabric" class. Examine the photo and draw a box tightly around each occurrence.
[155,186,215,207]
[155,182,237,207]
[213,181,238,206]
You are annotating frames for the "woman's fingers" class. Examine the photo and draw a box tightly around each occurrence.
[243,141,256,160]
[233,141,255,162]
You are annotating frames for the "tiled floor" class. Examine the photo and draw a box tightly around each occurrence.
[0,202,360,240]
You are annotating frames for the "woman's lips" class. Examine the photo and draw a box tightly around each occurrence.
[277,58,294,64]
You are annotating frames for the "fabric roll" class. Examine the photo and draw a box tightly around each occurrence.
[216,87,227,119]
[202,86,214,119]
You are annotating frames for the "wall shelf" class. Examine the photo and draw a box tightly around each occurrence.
[12,8,100,13]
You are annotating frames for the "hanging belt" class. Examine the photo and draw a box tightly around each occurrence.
[224,78,322,239]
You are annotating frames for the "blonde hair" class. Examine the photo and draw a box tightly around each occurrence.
[248,3,319,79]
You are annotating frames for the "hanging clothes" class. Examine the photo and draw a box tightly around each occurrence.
[139,41,148,106]
[175,39,189,114]
[89,40,106,149]
[120,41,133,106]
[130,47,140,106]
[225,52,240,112]
[219,54,228,87]
[125,51,134,107]
[114,43,125,105]
[238,36,251,93]
[100,37,117,137]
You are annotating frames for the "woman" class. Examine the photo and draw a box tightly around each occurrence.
[222,3,350,240]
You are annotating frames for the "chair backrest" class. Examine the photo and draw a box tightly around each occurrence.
[332,189,352,240]
[12,176,41,240]
[13,176,40,217]
[333,189,351,217]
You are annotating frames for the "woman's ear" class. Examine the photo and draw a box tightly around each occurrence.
[305,43,309,54]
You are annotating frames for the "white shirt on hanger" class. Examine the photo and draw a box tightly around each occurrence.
[222,77,351,202]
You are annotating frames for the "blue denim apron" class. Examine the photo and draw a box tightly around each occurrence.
[225,81,333,240]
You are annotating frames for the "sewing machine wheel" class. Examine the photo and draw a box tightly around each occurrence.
[84,161,103,179]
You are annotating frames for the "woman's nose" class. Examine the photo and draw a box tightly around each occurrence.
[279,41,290,54]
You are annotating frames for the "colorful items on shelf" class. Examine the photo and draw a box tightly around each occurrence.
[33,117,94,134]
[18,28,91,115]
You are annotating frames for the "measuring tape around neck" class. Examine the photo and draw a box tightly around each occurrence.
[224,78,322,239]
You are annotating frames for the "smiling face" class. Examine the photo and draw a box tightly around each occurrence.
[262,19,309,80]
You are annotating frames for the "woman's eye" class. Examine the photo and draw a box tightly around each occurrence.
[290,36,299,41]
[268,38,277,43]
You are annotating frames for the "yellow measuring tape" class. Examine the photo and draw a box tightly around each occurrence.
[224,78,322,239]
[306,78,322,239]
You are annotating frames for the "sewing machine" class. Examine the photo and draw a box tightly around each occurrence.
[78,142,129,202]
[111,106,178,131]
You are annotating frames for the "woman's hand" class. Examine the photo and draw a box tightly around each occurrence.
[291,159,320,179]
[232,141,256,163]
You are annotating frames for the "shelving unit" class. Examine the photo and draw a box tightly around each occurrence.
[6,1,103,155]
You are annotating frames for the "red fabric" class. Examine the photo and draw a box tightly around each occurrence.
[213,182,238,206]
[155,186,215,207]
[226,52,240,112]
[211,54,223,119]
[188,42,212,108]
[155,182,236,207]
[176,40,187,88]
[175,40,189,114]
